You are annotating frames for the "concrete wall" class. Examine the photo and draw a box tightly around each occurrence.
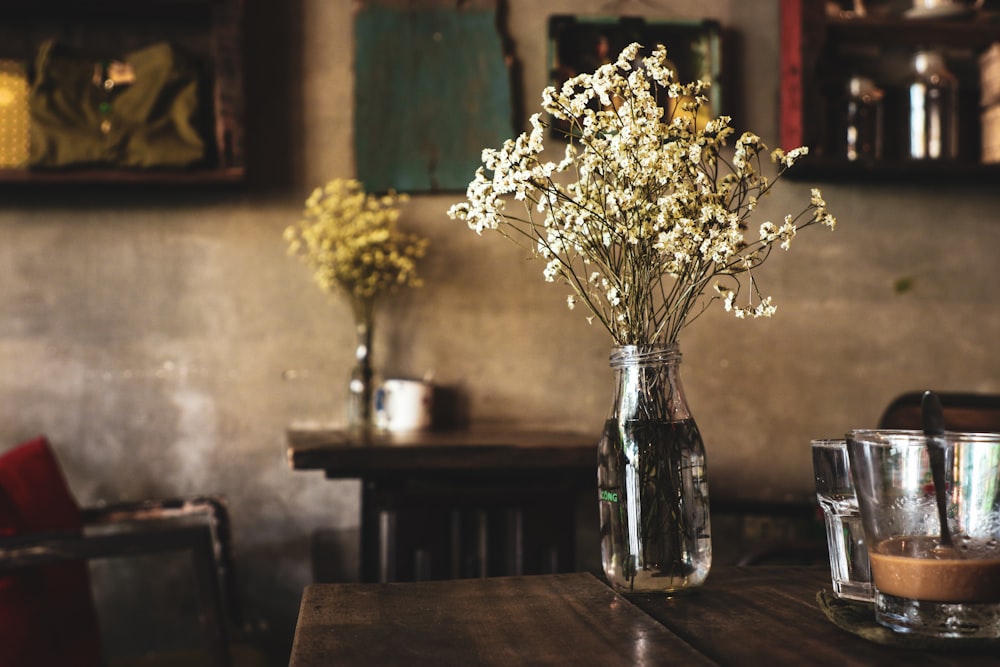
[3,0,999,661]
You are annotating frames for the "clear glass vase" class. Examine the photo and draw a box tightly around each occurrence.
[346,302,377,434]
[598,344,712,595]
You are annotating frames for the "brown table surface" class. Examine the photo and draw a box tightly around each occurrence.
[288,566,1000,666]
[286,425,597,477]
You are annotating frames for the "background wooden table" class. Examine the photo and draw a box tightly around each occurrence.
[287,425,597,581]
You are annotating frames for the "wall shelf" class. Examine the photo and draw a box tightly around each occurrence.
[780,0,1000,183]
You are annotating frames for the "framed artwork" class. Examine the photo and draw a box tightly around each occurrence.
[354,0,515,194]
[547,16,723,136]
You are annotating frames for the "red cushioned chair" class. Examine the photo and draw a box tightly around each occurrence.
[0,436,242,667]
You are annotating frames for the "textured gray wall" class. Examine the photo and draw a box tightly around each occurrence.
[2,0,999,661]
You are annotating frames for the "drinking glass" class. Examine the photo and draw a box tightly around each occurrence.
[848,429,1000,638]
[811,438,873,602]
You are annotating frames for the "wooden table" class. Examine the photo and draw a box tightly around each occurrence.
[288,566,999,666]
[287,425,597,582]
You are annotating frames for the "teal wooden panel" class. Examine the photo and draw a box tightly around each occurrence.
[354,3,514,193]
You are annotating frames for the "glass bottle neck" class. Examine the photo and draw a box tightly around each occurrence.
[352,298,375,363]
[609,344,681,369]
[608,344,691,422]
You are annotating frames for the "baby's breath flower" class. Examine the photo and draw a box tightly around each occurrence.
[778,219,797,251]
[759,222,779,243]
[446,42,837,345]
[810,188,825,208]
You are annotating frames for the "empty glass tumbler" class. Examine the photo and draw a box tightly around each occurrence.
[811,438,873,602]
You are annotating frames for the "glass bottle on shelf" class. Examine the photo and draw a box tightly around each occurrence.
[845,75,883,162]
[906,49,958,161]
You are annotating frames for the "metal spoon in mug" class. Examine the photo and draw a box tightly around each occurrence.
[922,390,954,549]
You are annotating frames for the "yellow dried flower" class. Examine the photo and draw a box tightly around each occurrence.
[285,179,428,312]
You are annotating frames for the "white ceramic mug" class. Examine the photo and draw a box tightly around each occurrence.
[376,379,433,432]
[910,0,982,12]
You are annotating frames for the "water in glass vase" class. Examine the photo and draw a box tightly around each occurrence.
[598,416,711,594]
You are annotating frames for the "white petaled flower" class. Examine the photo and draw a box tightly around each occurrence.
[759,222,779,243]
[778,219,797,251]
[810,188,826,208]
[446,42,837,346]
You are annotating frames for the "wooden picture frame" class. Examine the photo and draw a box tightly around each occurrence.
[547,16,723,137]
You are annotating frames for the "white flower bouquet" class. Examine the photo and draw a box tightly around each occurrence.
[448,42,840,593]
[448,42,835,346]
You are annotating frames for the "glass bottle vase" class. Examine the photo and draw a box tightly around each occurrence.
[598,344,712,595]
[346,304,377,434]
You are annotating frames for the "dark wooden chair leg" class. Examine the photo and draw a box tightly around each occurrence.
[190,527,232,667]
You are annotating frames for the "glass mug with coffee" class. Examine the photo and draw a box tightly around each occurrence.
[848,429,1000,638]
